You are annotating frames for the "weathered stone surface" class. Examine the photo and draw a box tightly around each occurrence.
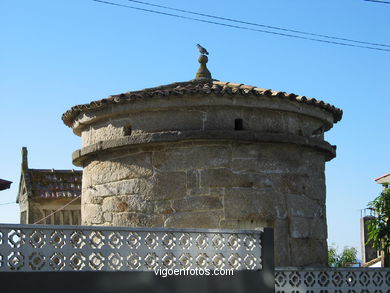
[85,152,153,185]
[289,238,328,267]
[88,123,123,145]
[271,173,309,194]
[84,178,153,198]
[153,146,230,171]
[201,168,252,188]
[232,158,257,172]
[188,187,211,196]
[103,212,112,223]
[172,196,222,212]
[232,144,259,159]
[289,216,327,239]
[164,210,223,228]
[102,195,154,213]
[82,204,103,225]
[246,108,285,134]
[219,219,271,229]
[200,168,272,189]
[224,188,286,221]
[303,174,326,202]
[186,169,199,189]
[150,172,186,200]
[112,212,164,227]
[274,219,291,266]
[82,191,103,205]
[153,200,173,215]
[287,194,323,218]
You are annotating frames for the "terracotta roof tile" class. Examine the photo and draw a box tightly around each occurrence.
[25,169,82,199]
[62,80,343,127]
[0,179,12,191]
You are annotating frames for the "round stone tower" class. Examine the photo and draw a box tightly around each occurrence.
[62,52,342,267]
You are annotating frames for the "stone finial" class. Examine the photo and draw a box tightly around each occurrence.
[195,55,212,80]
[22,147,28,172]
[195,44,212,80]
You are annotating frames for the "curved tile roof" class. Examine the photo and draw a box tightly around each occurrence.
[25,169,82,199]
[62,80,343,127]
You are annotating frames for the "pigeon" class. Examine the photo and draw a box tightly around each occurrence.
[196,44,209,55]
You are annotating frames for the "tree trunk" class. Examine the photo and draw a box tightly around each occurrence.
[384,248,390,267]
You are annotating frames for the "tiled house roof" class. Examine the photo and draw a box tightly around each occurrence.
[17,148,82,202]
[0,179,12,191]
[27,169,82,198]
[62,80,343,127]
[374,173,390,184]
[18,169,82,202]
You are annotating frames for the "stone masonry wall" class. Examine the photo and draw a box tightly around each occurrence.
[82,141,327,267]
[80,107,324,147]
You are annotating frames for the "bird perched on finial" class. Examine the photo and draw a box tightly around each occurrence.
[197,44,209,55]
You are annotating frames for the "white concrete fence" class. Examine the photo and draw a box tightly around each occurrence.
[275,267,390,293]
[0,224,263,272]
[0,224,389,293]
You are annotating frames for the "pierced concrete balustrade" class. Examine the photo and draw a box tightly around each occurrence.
[275,267,390,293]
[0,224,266,272]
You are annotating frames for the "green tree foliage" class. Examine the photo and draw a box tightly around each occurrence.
[367,189,390,250]
[328,245,358,267]
[367,188,390,266]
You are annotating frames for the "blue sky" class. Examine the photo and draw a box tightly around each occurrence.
[1,0,389,256]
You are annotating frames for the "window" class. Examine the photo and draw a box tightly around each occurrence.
[234,119,243,131]
[124,125,132,136]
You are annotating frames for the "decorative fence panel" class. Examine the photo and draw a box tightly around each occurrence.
[275,267,390,293]
[0,224,263,272]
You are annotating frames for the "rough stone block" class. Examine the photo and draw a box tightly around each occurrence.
[232,144,259,159]
[111,212,164,227]
[209,187,225,196]
[224,188,286,221]
[289,216,327,239]
[90,123,123,145]
[188,187,210,196]
[270,173,308,194]
[102,195,154,213]
[289,238,328,267]
[164,210,223,228]
[200,168,272,189]
[201,168,252,188]
[274,219,291,266]
[303,174,326,202]
[86,152,153,185]
[172,196,222,212]
[83,179,151,197]
[82,204,103,225]
[186,169,199,189]
[82,191,103,205]
[219,219,271,229]
[150,172,186,200]
[232,158,257,172]
[153,146,230,171]
[287,194,324,218]
[246,109,284,133]
[103,212,112,223]
[153,200,173,215]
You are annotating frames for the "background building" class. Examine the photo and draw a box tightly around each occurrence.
[17,147,82,225]
[0,179,12,191]
[360,172,390,267]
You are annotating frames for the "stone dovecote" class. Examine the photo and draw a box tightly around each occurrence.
[63,55,342,267]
